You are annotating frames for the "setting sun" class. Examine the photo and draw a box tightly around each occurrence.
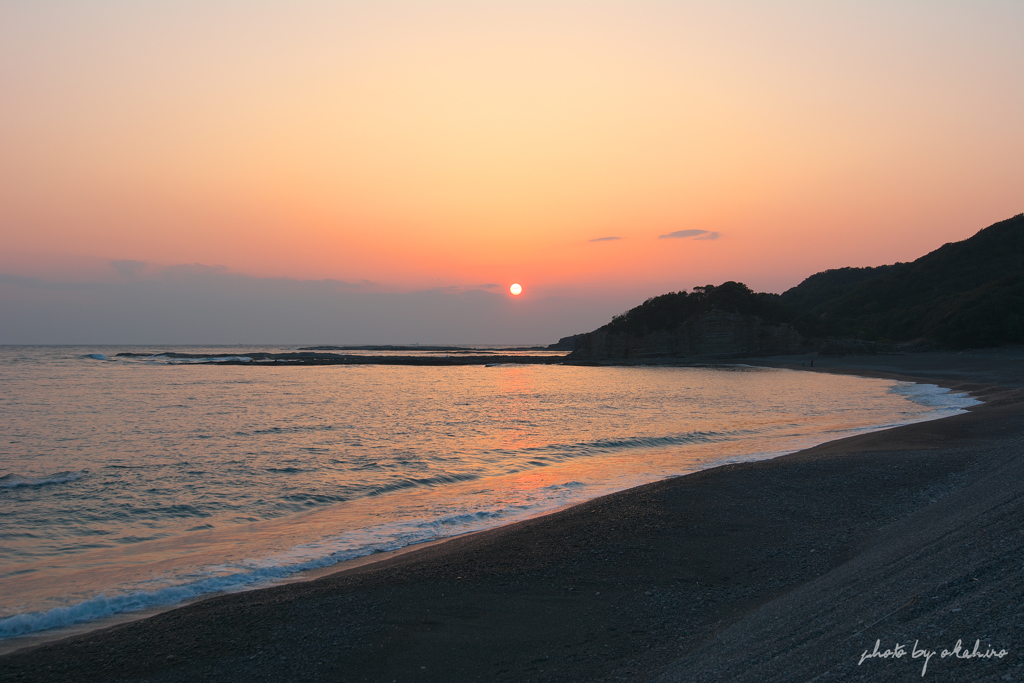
[510,283,523,296]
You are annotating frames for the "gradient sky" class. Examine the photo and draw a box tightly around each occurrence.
[1,1,1022,343]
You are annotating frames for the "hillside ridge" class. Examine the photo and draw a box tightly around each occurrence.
[563,214,1023,358]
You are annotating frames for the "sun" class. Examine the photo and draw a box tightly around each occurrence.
[509,283,523,296]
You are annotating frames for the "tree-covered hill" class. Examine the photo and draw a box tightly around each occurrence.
[562,214,1023,356]
[599,281,794,337]
[781,214,1024,348]
[776,264,898,314]
[560,282,803,360]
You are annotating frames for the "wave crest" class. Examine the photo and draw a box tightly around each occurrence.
[0,472,83,489]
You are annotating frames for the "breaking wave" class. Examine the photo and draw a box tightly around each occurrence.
[0,472,83,489]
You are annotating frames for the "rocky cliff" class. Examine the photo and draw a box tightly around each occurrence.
[567,309,806,361]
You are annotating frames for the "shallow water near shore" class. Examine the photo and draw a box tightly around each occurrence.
[0,346,979,641]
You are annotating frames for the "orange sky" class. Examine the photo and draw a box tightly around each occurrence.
[1,1,1022,301]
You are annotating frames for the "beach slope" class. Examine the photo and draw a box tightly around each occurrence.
[0,352,1021,682]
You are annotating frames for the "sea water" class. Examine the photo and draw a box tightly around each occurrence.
[0,346,979,641]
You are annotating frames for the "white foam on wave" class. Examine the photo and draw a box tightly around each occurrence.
[713,382,983,465]
[888,382,981,411]
[0,549,372,638]
[0,472,83,489]
[0,480,592,639]
[415,509,508,529]
[0,558,332,638]
[0,379,982,641]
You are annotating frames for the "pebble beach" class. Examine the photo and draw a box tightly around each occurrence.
[1,350,1021,682]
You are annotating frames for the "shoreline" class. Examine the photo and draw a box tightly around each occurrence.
[0,363,971,652]
[1,350,1022,681]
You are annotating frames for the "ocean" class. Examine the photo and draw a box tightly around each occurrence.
[0,346,979,643]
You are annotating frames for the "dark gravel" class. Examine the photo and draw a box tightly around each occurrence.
[1,350,1022,682]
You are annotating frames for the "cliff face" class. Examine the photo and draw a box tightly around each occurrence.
[567,309,806,361]
[547,334,588,351]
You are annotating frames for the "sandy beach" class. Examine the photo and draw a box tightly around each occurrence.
[1,350,1021,682]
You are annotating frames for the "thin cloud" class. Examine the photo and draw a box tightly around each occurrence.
[110,259,147,278]
[658,229,708,240]
[0,267,640,345]
[693,231,721,241]
[588,236,621,242]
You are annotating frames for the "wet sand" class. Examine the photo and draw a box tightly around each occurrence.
[1,350,1022,682]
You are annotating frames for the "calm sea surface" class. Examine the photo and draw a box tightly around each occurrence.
[0,346,978,640]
